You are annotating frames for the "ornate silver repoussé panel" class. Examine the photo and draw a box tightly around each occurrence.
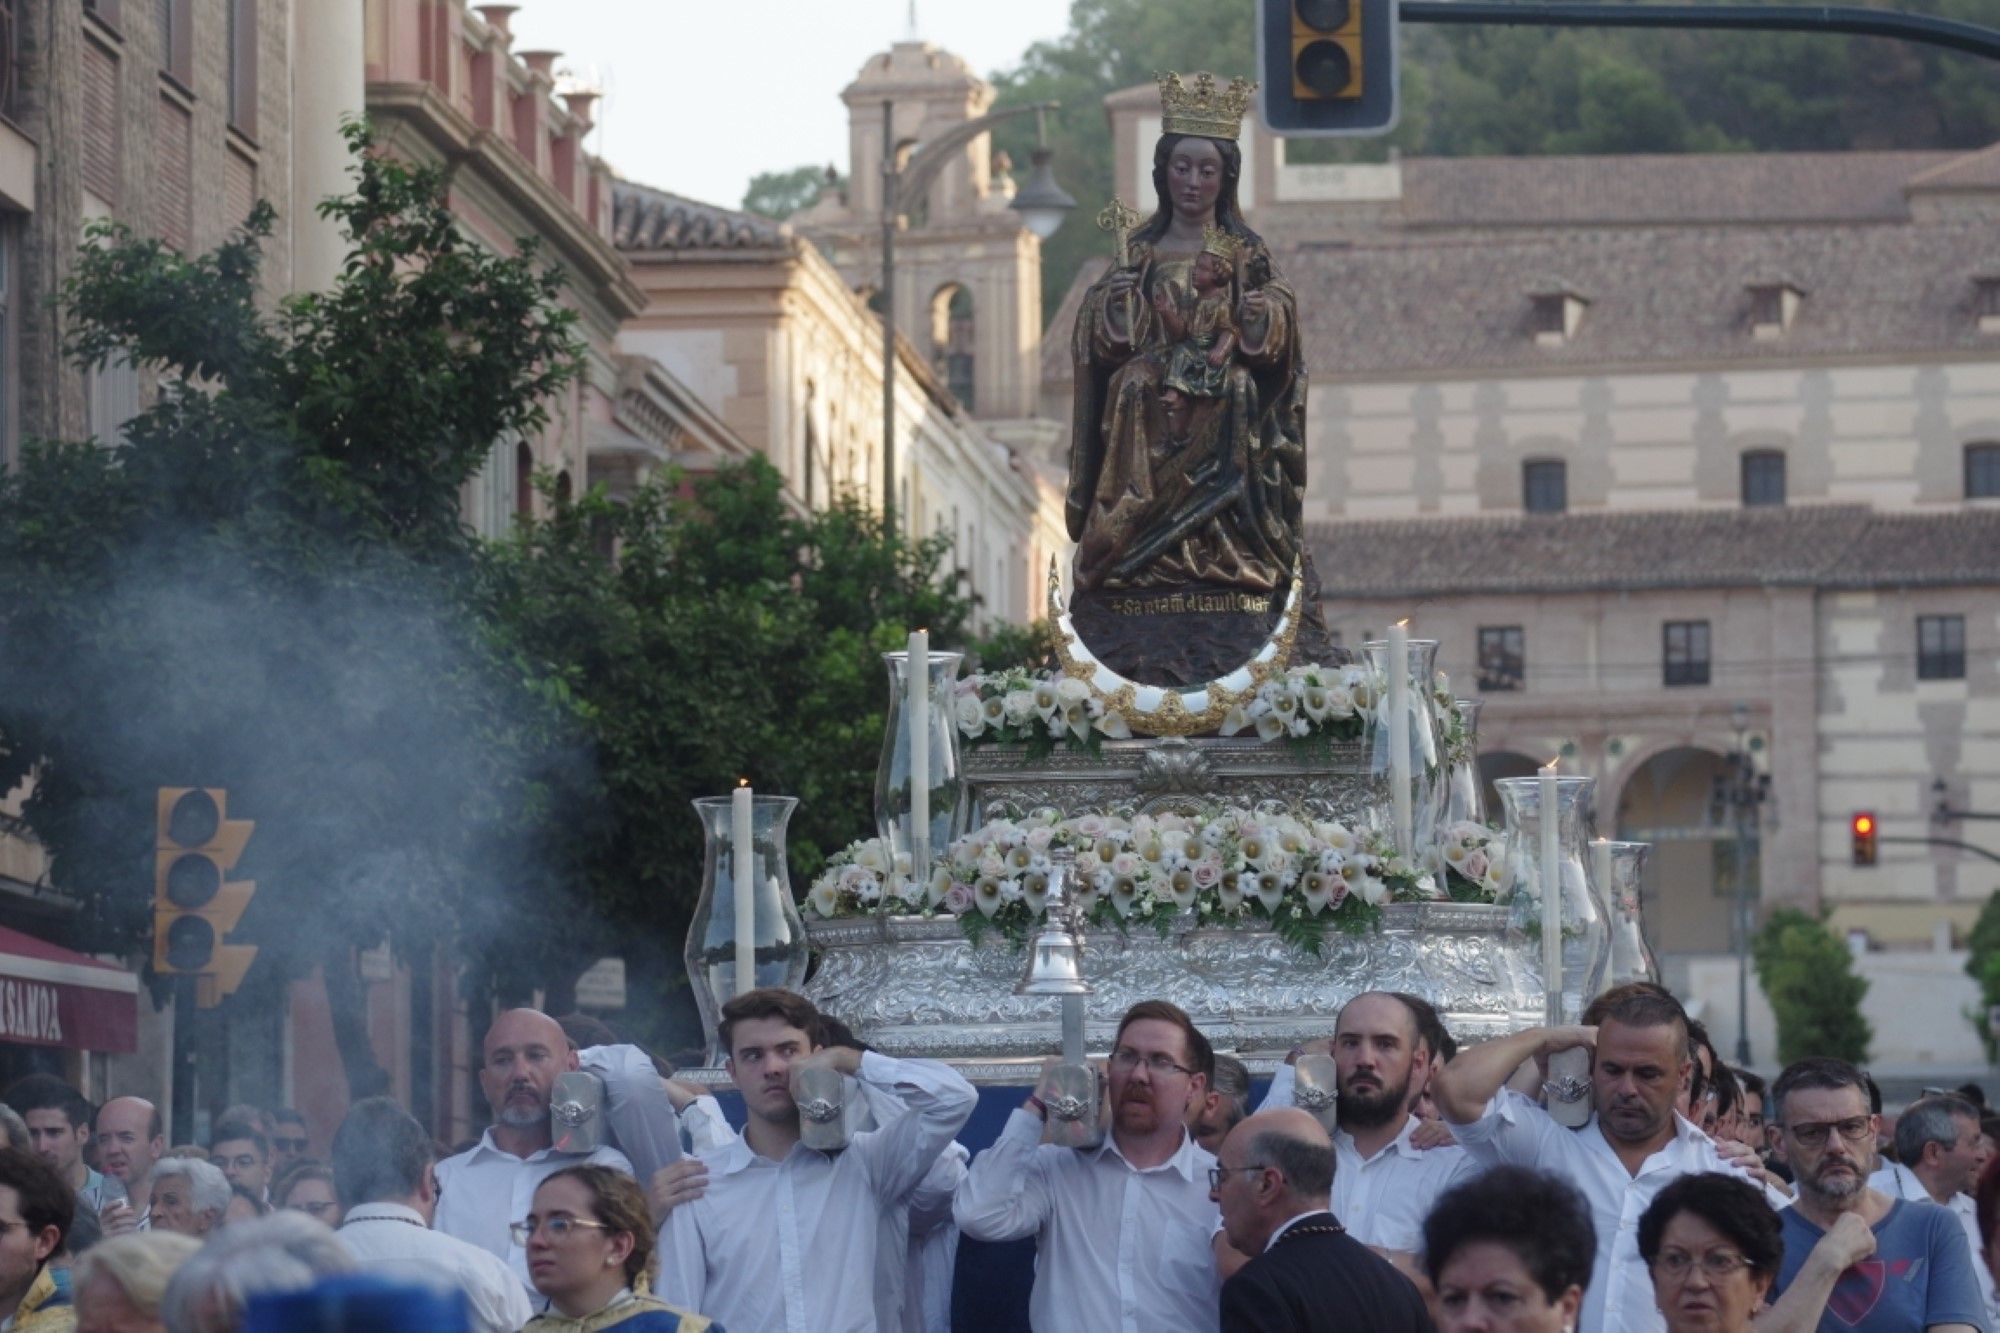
[802,738,1532,1072]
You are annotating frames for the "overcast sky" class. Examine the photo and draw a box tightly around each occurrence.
[508,0,1075,211]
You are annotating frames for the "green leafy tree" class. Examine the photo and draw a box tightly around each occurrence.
[743,164,842,220]
[1752,907,1872,1066]
[0,123,595,1100]
[1963,890,2000,1059]
[487,460,979,1055]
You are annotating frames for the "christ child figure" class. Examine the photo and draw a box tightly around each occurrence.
[1155,224,1241,438]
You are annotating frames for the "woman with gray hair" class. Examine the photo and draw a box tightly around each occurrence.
[73,1230,202,1333]
[159,1211,354,1333]
[148,1156,231,1239]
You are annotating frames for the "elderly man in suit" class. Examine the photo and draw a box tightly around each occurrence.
[1211,1108,1435,1333]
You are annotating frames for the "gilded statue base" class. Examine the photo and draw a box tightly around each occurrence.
[798,738,1531,1072]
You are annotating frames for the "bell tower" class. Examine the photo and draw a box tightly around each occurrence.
[793,41,1049,428]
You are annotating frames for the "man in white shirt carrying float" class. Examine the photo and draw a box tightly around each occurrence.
[953,998,1222,1333]
[656,986,977,1333]
[434,1008,639,1293]
[1432,981,1759,1333]
[331,1096,533,1333]
[1252,990,1479,1255]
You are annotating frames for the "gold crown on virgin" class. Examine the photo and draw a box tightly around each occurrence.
[1157,71,1257,141]
[1199,223,1240,263]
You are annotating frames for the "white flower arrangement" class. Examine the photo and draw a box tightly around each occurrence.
[1433,820,1512,903]
[952,668,1132,754]
[803,837,926,918]
[1215,663,1373,742]
[804,806,1430,954]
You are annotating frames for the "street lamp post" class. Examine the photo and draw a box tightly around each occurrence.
[877,99,1069,540]
[1712,704,1773,1066]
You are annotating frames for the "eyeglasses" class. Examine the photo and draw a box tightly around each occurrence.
[509,1216,612,1245]
[1207,1164,1270,1191]
[1654,1249,1752,1280]
[1783,1117,1872,1147]
[1110,1048,1197,1078]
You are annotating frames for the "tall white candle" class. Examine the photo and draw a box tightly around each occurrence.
[907,629,930,874]
[1540,760,1562,1025]
[732,782,755,997]
[1387,622,1412,858]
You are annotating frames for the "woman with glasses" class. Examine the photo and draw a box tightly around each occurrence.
[520,1166,720,1331]
[1421,1165,1594,1333]
[272,1162,342,1228]
[1638,1174,1781,1332]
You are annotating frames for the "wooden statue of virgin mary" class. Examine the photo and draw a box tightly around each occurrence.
[1065,72,1338,686]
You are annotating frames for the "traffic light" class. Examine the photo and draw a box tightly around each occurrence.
[1851,812,1877,867]
[1259,0,1400,137]
[154,788,257,1007]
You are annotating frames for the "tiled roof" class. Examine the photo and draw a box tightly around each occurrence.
[1286,219,2000,376]
[1307,505,2000,598]
[610,180,788,252]
[1383,151,1959,228]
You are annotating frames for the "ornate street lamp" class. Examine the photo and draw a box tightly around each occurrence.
[1009,108,1077,241]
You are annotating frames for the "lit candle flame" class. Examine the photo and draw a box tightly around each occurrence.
[737,777,749,787]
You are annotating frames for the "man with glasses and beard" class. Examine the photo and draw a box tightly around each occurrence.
[955,999,1221,1332]
[1252,992,1476,1253]
[1767,1059,1986,1333]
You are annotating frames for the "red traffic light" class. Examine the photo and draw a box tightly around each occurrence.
[1851,812,1877,866]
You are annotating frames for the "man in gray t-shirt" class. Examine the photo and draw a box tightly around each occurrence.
[1774,1199,1989,1332]
[1766,1057,1987,1333]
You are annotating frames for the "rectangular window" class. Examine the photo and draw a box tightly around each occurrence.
[1918,615,1966,681]
[1663,621,1711,687]
[1523,459,1567,514]
[83,0,119,24]
[1741,451,1786,507]
[1478,626,1525,692]
[156,0,190,85]
[1968,444,2000,500]
[226,0,256,134]
[1531,296,1566,338]
[1749,287,1783,328]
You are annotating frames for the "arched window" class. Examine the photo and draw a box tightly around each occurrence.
[931,284,975,410]
[514,441,534,520]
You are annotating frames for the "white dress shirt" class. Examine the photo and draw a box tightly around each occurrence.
[1453,1088,1753,1333]
[1259,1065,1481,1251]
[337,1202,534,1333]
[657,1051,976,1333]
[1870,1162,2000,1326]
[853,1079,970,1333]
[953,1109,1221,1333]
[433,1131,632,1294]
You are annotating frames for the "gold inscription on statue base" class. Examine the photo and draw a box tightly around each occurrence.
[1104,592,1270,617]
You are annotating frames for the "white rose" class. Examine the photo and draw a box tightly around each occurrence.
[954,693,986,737]
[1056,676,1090,704]
[1003,689,1037,724]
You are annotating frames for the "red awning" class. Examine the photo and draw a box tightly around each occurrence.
[0,925,138,1053]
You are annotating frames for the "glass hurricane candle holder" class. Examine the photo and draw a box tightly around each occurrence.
[875,649,968,890]
[1496,775,1610,1027]
[1601,840,1660,986]
[1362,636,1446,886]
[685,794,805,1062]
[1441,698,1488,828]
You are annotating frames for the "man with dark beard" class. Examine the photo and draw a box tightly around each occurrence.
[1766,1059,1985,1333]
[1255,992,1475,1252]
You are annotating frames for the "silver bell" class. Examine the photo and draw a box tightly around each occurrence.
[1016,850,1093,997]
[1016,922,1092,996]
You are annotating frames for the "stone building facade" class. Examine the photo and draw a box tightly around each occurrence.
[1044,92,2000,1059]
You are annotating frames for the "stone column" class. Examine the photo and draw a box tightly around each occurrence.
[291,0,365,294]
